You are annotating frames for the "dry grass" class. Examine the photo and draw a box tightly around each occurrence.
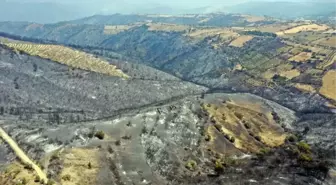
[203,101,286,154]
[4,43,128,78]
[240,23,301,33]
[279,69,301,79]
[289,52,312,62]
[294,83,316,93]
[60,148,100,185]
[276,24,329,35]
[1,162,41,185]
[147,23,190,32]
[229,35,254,47]
[315,36,336,47]
[319,70,336,101]
[104,25,135,35]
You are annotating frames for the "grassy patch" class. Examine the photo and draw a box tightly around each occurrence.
[4,43,128,78]
[60,148,100,185]
[203,101,286,154]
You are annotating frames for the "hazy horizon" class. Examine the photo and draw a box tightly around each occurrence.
[0,0,335,23]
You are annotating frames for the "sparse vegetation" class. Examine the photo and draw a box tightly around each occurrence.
[185,160,197,171]
[214,159,224,172]
[298,153,313,162]
[297,141,311,152]
[94,131,105,140]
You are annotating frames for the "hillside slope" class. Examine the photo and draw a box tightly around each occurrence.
[0,44,206,123]
[0,22,333,114]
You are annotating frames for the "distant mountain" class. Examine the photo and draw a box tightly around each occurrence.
[225,1,336,19]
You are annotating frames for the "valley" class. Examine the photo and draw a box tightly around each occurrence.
[0,12,335,185]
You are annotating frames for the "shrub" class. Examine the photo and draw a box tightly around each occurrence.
[234,112,243,120]
[94,131,105,140]
[50,153,60,161]
[62,174,71,181]
[88,162,92,169]
[229,136,235,143]
[47,180,55,185]
[286,135,298,143]
[34,176,40,182]
[24,163,33,170]
[254,135,261,142]
[259,148,271,155]
[298,153,313,162]
[115,140,121,146]
[223,157,239,166]
[214,124,222,132]
[21,178,27,185]
[214,159,224,172]
[121,135,132,140]
[185,160,197,171]
[244,122,251,129]
[205,134,211,142]
[297,141,311,152]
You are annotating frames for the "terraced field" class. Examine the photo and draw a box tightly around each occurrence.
[4,43,128,78]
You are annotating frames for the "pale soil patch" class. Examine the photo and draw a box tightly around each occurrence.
[229,35,254,47]
[294,83,316,93]
[276,24,329,35]
[319,70,336,101]
[289,52,312,62]
[60,148,100,185]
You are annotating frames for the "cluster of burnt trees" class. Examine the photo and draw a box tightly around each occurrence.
[0,32,57,44]
[0,106,86,124]
[242,30,277,37]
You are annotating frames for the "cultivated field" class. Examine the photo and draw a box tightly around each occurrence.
[229,35,254,47]
[147,23,190,32]
[104,25,136,35]
[289,52,312,62]
[276,24,329,35]
[320,70,336,101]
[4,43,128,78]
[187,28,239,40]
[294,83,316,93]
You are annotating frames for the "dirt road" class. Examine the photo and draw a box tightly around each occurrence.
[0,126,48,182]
